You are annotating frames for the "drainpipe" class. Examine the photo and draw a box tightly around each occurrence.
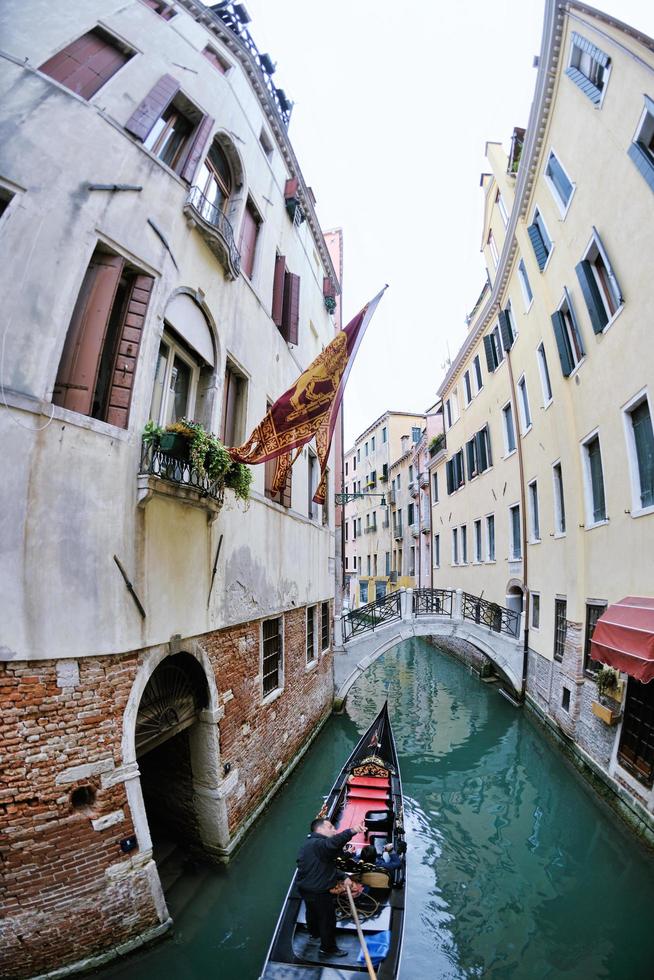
[417,466,422,590]
[505,347,529,700]
[428,461,434,590]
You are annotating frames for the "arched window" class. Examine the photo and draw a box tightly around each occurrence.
[196,142,232,215]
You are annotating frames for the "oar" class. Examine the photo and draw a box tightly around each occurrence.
[345,886,377,980]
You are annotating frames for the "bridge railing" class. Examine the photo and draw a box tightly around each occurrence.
[462,592,520,638]
[412,588,454,617]
[342,592,401,642]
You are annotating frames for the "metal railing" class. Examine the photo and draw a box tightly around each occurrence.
[393,523,403,539]
[342,592,401,642]
[462,592,520,637]
[364,523,377,534]
[412,589,454,617]
[139,440,224,503]
[185,185,241,276]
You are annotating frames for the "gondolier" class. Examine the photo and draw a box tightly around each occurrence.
[296,817,365,957]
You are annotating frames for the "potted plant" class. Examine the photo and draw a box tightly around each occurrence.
[429,434,445,456]
[158,420,195,460]
[591,665,622,724]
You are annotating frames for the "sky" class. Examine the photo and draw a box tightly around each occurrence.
[241,0,654,447]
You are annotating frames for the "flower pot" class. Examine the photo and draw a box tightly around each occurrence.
[159,433,190,460]
[591,700,620,725]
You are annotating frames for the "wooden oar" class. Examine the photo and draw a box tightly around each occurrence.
[346,886,377,980]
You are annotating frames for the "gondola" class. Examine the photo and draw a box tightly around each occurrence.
[259,701,406,979]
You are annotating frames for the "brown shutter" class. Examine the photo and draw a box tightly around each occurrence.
[323,276,336,298]
[272,254,286,326]
[125,73,180,142]
[203,46,226,73]
[284,177,299,199]
[105,274,154,428]
[54,254,124,414]
[282,272,300,345]
[238,204,259,279]
[180,114,215,184]
[39,30,128,100]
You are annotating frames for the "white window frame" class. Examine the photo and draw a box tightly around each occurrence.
[485,513,496,562]
[630,98,654,177]
[580,428,608,529]
[488,230,499,267]
[552,460,566,537]
[556,289,586,376]
[260,615,284,704]
[496,189,509,226]
[445,398,452,430]
[460,524,468,564]
[568,34,611,109]
[502,401,517,456]
[531,592,541,631]
[473,354,483,394]
[517,374,532,434]
[622,387,654,518]
[528,479,540,543]
[150,329,200,426]
[509,503,522,561]
[530,206,554,272]
[306,605,317,665]
[433,533,440,568]
[537,341,553,407]
[581,230,624,333]
[473,518,483,563]
[518,258,533,312]
[451,527,458,565]
[451,388,460,423]
[543,147,576,218]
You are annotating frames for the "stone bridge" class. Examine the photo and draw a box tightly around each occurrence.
[332,588,526,706]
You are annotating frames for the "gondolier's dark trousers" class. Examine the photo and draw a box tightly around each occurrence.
[298,887,337,951]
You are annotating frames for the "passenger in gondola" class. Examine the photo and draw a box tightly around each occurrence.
[359,842,403,872]
[296,818,365,958]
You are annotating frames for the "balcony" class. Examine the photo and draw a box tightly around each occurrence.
[388,490,397,506]
[419,471,429,489]
[428,434,446,459]
[421,514,431,533]
[508,126,525,176]
[410,522,419,538]
[393,524,403,540]
[364,523,378,534]
[409,480,419,498]
[183,185,241,280]
[137,440,224,521]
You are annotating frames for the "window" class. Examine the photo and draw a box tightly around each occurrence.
[407,502,415,526]
[265,401,292,507]
[365,442,369,457]
[544,150,575,215]
[396,474,401,490]
[537,342,553,406]
[408,464,414,483]
[466,438,478,481]
[306,606,317,662]
[143,99,197,173]
[483,323,504,373]
[345,522,349,542]
[531,593,540,629]
[517,375,532,432]
[460,525,468,564]
[554,599,567,662]
[625,395,654,511]
[528,480,540,542]
[566,31,610,105]
[464,370,472,406]
[0,188,13,220]
[412,426,422,442]
[367,555,371,576]
[553,462,566,534]
[509,504,522,560]
[451,529,458,565]
[486,514,495,561]
[434,534,440,568]
[445,398,452,429]
[259,127,273,160]
[357,449,361,463]
[474,519,482,562]
[582,433,607,525]
[499,303,517,351]
[446,450,465,494]
[527,208,552,271]
[584,601,607,674]
[149,332,198,428]
[308,451,320,520]
[488,230,499,267]
[39,28,132,100]
[473,354,483,392]
[576,230,623,334]
[618,678,654,787]
[432,472,439,501]
[220,360,247,447]
[53,248,154,428]
[502,403,516,454]
[628,96,654,192]
[496,189,509,226]
[385,552,391,576]
[239,198,261,280]
[551,290,585,376]
[562,687,571,713]
[382,426,387,443]
[262,617,283,697]
[203,45,229,73]
[357,517,362,536]
[142,0,176,18]
[371,436,376,452]
[272,254,301,344]
[321,602,330,651]
[518,258,533,310]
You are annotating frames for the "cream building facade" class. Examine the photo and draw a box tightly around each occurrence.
[432,1,654,829]
[343,411,424,607]
[0,1,341,975]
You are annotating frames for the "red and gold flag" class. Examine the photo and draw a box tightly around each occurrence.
[226,287,387,504]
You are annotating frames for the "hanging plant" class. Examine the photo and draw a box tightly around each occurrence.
[596,665,620,700]
[225,461,253,501]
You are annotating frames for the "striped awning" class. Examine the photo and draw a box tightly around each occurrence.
[591,597,654,683]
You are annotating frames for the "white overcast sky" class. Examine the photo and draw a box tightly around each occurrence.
[241,0,654,447]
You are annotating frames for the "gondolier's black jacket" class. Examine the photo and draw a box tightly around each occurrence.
[296,828,356,894]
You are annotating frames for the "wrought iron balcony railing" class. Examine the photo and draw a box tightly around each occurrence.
[342,591,401,641]
[412,588,454,617]
[139,440,224,504]
[183,185,241,279]
[462,592,520,638]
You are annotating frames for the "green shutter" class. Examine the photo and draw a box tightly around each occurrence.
[499,310,514,350]
[632,402,654,508]
[466,439,476,480]
[575,260,607,334]
[528,223,548,270]
[483,334,495,372]
[551,311,574,377]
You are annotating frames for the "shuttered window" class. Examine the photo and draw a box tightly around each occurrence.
[271,256,301,344]
[583,602,607,675]
[486,514,495,561]
[53,249,153,428]
[483,324,504,373]
[473,354,483,392]
[553,462,566,534]
[142,0,176,19]
[125,73,180,142]
[518,258,533,309]
[529,480,540,541]
[202,45,229,73]
[238,200,261,279]
[583,434,607,524]
[551,291,584,376]
[518,376,531,431]
[509,504,521,560]
[554,599,567,661]
[126,77,210,180]
[545,151,574,213]
[618,678,654,787]
[321,602,330,651]
[262,618,283,697]
[576,230,622,334]
[537,342,553,405]
[527,209,552,270]
[502,403,516,454]
[565,32,609,105]
[628,98,654,192]
[499,308,515,351]
[39,28,132,100]
[466,438,477,480]
[629,399,654,509]
[220,361,247,447]
[306,606,316,662]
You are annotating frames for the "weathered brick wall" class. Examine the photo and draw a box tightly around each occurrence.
[0,604,334,978]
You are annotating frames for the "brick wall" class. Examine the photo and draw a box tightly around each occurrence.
[0,603,334,979]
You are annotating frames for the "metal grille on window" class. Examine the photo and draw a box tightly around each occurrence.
[306,607,315,662]
[584,603,607,674]
[262,618,281,695]
[321,602,329,650]
[554,599,567,662]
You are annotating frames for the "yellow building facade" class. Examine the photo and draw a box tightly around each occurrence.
[433,1,654,821]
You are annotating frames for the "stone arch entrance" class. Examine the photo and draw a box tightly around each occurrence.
[122,644,230,907]
[505,579,524,630]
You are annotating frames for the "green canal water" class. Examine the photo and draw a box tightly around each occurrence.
[97,638,654,979]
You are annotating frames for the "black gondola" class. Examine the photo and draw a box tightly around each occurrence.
[259,702,406,979]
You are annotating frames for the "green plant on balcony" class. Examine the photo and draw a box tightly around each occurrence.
[596,664,620,701]
[324,295,336,314]
[429,433,445,456]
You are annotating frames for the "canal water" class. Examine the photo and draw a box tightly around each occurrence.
[97,638,654,979]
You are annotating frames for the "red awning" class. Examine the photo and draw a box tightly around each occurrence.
[591,596,654,683]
